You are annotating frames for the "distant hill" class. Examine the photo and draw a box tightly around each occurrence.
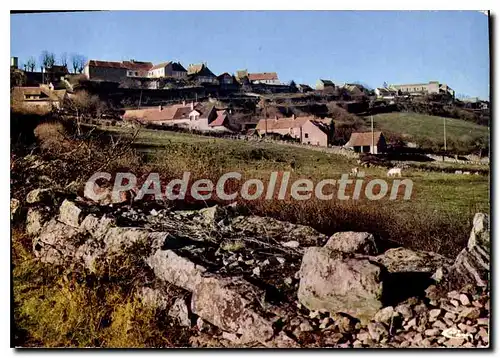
[368,112,489,155]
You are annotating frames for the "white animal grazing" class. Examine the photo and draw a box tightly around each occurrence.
[463,171,471,175]
[387,168,402,177]
[351,167,359,176]
[455,170,463,175]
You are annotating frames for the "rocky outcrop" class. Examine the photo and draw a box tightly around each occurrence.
[22,194,489,348]
[451,213,490,287]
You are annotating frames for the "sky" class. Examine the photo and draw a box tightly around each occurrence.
[11,10,490,99]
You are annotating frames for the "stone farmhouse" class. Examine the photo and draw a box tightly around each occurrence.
[344,131,387,154]
[11,84,67,112]
[148,62,187,79]
[255,115,332,147]
[247,72,280,85]
[187,64,218,84]
[389,81,455,97]
[316,79,335,91]
[84,59,187,83]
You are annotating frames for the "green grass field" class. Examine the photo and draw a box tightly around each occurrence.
[93,125,489,257]
[367,112,489,153]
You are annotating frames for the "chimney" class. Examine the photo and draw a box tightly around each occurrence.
[182,100,186,106]
[274,115,278,121]
[190,102,194,110]
[292,114,296,120]
[158,105,163,112]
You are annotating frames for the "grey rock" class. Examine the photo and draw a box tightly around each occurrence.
[59,200,83,227]
[325,231,378,255]
[26,188,54,204]
[429,308,442,320]
[26,208,46,236]
[373,247,452,273]
[139,287,168,310]
[191,276,275,344]
[168,298,191,327]
[459,294,471,306]
[451,213,490,287]
[33,218,81,264]
[459,307,481,320]
[10,198,20,221]
[468,213,490,250]
[424,328,440,337]
[395,303,413,321]
[374,306,396,324]
[367,322,388,342]
[281,240,300,248]
[298,247,383,323]
[147,249,206,292]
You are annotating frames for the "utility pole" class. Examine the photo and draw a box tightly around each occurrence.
[264,101,268,135]
[443,117,447,151]
[371,115,375,154]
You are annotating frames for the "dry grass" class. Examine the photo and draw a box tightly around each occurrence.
[12,228,190,348]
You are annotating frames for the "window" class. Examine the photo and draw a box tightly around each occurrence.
[304,133,309,138]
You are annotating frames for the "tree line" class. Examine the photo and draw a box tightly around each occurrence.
[21,51,87,74]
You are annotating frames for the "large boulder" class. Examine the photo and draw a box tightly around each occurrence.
[325,231,378,255]
[372,247,453,273]
[191,276,275,344]
[298,247,384,322]
[451,213,490,287]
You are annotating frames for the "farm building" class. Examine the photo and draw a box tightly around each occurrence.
[256,115,332,147]
[344,131,387,154]
[122,102,232,132]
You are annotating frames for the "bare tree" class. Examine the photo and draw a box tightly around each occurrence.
[60,52,68,68]
[26,57,36,72]
[71,54,87,74]
[40,51,55,70]
[65,90,101,135]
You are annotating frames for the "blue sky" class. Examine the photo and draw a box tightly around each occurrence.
[11,11,490,99]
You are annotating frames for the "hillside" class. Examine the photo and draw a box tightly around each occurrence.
[368,112,489,154]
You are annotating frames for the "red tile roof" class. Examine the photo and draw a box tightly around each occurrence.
[345,132,384,147]
[123,103,199,122]
[88,60,125,69]
[210,110,228,127]
[248,72,278,81]
[87,60,153,71]
[122,61,153,71]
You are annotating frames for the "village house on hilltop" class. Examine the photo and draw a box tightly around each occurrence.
[256,115,332,147]
[148,62,187,79]
[316,79,335,91]
[187,64,218,84]
[389,81,455,97]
